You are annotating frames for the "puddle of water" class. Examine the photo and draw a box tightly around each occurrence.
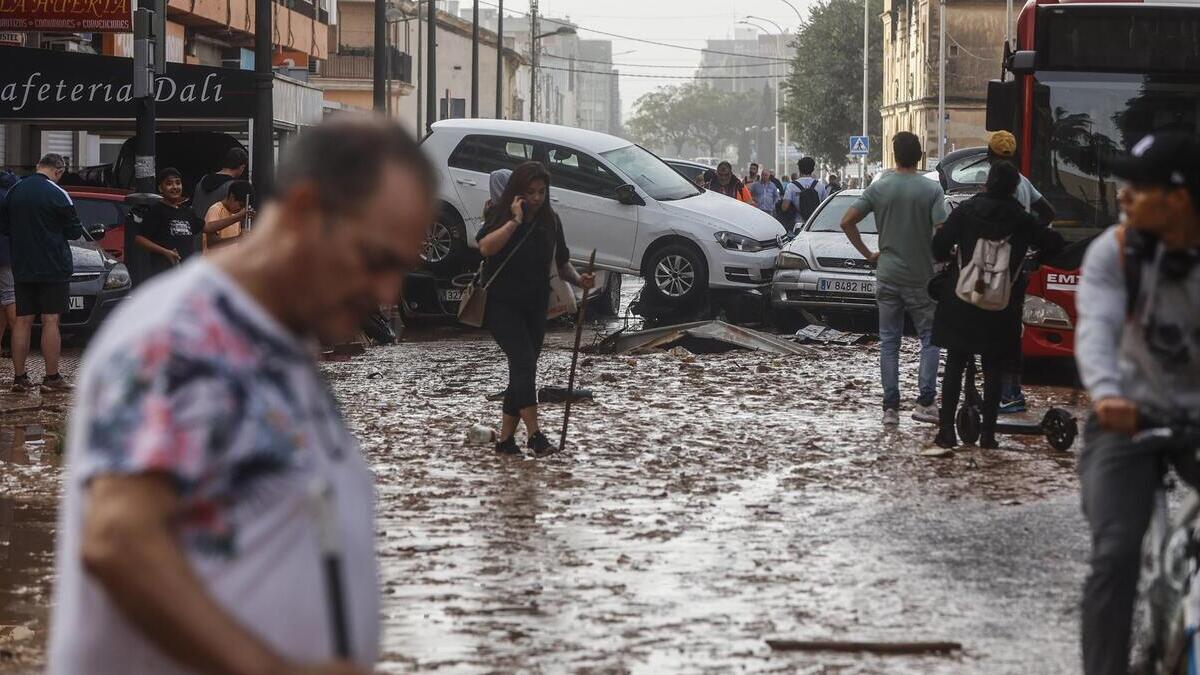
[0,497,56,665]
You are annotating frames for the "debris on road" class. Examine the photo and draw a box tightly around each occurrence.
[793,325,875,345]
[765,639,964,655]
[591,320,816,356]
[485,387,595,404]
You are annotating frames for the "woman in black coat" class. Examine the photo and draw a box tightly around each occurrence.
[931,161,1063,449]
[477,161,594,457]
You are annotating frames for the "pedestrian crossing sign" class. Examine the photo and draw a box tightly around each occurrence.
[849,136,870,156]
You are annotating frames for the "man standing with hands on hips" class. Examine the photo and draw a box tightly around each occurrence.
[839,132,948,426]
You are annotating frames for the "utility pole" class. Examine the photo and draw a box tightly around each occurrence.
[132,0,164,195]
[254,0,274,198]
[495,0,504,118]
[529,0,539,122]
[937,0,947,162]
[417,3,423,134]
[426,0,437,133]
[374,0,386,111]
[861,0,869,184]
[471,0,479,117]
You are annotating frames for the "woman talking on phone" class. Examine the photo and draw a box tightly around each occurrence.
[477,161,594,457]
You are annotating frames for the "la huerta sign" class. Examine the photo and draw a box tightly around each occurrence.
[0,0,133,32]
[0,46,255,119]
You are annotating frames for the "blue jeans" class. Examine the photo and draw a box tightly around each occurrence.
[876,281,939,410]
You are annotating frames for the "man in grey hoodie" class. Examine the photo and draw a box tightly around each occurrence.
[1076,131,1200,675]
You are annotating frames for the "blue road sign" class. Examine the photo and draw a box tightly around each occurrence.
[849,135,870,156]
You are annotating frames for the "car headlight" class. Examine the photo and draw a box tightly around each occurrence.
[104,264,131,290]
[775,252,810,270]
[1022,295,1072,328]
[715,231,765,252]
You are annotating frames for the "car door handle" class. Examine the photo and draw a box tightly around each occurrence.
[550,197,560,202]
[456,178,478,187]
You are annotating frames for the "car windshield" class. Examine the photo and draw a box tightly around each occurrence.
[807,195,877,234]
[600,145,701,201]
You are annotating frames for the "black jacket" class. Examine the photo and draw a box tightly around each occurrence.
[191,173,236,219]
[0,173,82,283]
[931,194,1064,354]
[476,209,569,303]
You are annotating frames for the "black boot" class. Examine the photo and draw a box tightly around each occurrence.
[934,425,958,449]
[495,436,520,455]
[979,431,999,450]
[527,431,559,458]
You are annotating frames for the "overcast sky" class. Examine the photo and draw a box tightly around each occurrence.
[503,0,814,121]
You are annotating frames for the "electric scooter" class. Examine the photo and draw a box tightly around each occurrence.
[952,357,1078,451]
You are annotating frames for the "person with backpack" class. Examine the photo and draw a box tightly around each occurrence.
[928,161,1064,449]
[1075,132,1200,675]
[781,157,827,232]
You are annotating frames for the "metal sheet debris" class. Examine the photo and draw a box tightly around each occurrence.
[793,325,876,345]
[591,321,817,356]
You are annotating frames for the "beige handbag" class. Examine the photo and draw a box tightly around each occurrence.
[547,246,578,320]
[457,224,537,327]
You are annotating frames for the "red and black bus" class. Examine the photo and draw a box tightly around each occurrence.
[987,0,1200,358]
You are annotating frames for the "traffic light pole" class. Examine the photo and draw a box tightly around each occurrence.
[132,0,164,195]
[254,0,274,199]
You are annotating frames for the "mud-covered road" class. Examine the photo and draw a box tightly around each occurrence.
[1,319,1092,673]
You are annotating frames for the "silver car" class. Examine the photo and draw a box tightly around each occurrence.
[771,189,879,323]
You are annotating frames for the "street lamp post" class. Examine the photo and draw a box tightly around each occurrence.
[937,0,947,162]
[496,0,504,118]
[861,0,869,184]
[471,0,479,117]
[426,0,436,133]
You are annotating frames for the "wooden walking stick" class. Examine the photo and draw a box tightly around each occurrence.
[560,249,597,452]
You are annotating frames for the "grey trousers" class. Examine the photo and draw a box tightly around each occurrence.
[1078,417,1199,675]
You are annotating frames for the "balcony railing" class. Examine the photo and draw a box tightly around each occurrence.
[317,50,412,83]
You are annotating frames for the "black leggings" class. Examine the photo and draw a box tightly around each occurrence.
[939,350,1003,434]
[486,295,547,417]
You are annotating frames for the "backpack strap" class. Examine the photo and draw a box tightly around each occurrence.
[1116,224,1158,318]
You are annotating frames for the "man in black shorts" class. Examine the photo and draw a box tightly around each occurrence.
[0,153,81,393]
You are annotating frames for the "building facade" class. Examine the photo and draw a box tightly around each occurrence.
[880,0,1007,166]
[697,28,789,171]
[1,0,329,171]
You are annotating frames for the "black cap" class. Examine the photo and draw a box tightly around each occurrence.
[1109,131,1200,189]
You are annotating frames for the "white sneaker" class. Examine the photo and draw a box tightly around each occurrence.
[912,403,939,423]
[882,409,900,426]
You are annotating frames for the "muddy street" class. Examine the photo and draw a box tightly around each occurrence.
[0,323,1091,674]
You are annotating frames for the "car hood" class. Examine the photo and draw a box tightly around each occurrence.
[784,230,879,262]
[660,190,787,240]
[71,240,110,272]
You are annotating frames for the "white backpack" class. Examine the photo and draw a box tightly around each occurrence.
[955,237,1014,311]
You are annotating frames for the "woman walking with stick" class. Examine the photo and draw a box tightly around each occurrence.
[477,162,594,457]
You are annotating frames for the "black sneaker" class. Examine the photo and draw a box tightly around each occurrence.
[495,436,521,455]
[934,427,958,449]
[11,374,33,392]
[40,373,73,394]
[527,431,559,458]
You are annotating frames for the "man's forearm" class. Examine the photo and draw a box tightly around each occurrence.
[84,478,286,675]
[134,235,175,259]
[203,213,244,234]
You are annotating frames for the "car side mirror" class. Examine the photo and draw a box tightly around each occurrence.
[615,184,644,206]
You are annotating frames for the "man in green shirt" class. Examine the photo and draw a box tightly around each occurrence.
[840,132,948,426]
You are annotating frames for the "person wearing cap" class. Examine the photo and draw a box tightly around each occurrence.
[986,130,1058,415]
[1075,131,1200,675]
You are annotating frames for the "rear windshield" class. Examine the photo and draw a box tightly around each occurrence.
[807,195,877,234]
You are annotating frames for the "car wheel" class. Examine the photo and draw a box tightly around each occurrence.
[588,273,622,317]
[421,207,467,272]
[643,243,708,306]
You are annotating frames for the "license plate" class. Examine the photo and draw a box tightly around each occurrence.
[818,278,875,295]
[442,289,463,302]
[68,296,84,311]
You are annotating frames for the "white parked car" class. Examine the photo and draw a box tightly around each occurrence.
[771,189,879,324]
[421,119,787,306]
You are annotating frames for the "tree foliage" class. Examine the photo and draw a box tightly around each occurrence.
[783,0,884,168]
[627,83,751,159]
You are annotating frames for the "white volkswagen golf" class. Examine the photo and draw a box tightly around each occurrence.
[420,119,787,307]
